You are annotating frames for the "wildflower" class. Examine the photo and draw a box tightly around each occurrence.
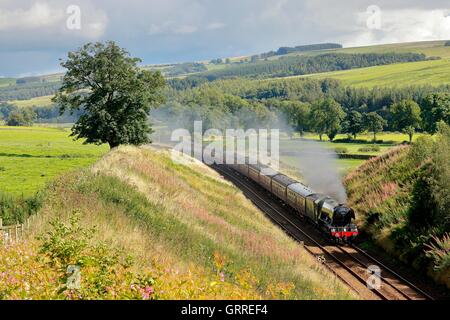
[142,286,154,300]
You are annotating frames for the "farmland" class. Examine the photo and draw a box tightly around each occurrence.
[0,126,108,196]
[280,41,450,87]
[304,58,450,88]
[9,95,55,108]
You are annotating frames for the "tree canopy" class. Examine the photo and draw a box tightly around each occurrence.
[309,98,345,141]
[53,41,166,148]
[390,99,422,142]
[364,112,386,141]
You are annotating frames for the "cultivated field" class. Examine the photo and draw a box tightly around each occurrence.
[9,95,54,108]
[272,40,450,87]
[304,58,450,88]
[0,126,108,196]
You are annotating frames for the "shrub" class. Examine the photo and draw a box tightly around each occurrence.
[445,41,450,47]
[6,108,36,126]
[0,193,43,225]
[425,234,450,272]
[37,212,157,300]
[334,147,348,154]
[358,145,380,152]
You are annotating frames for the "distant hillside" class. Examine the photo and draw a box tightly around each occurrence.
[0,146,354,299]
[189,52,427,81]
[300,40,450,87]
[260,43,342,58]
[344,123,450,288]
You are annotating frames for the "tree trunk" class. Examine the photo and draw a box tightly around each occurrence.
[319,134,323,141]
[353,134,357,140]
[373,132,376,142]
[409,133,413,143]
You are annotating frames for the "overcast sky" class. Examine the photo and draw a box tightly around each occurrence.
[1,0,449,77]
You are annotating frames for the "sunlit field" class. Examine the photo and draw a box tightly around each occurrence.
[0,126,108,196]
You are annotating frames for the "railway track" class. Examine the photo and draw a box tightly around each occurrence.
[212,164,435,301]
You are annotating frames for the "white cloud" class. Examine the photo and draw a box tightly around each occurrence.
[207,21,225,30]
[344,8,450,46]
[174,24,198,34]
[0,2,62,30]
[0,1,107,40]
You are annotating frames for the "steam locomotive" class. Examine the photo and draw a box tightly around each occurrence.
[228,161,358,243]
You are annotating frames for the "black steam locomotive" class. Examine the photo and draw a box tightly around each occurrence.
[229,162,358,243]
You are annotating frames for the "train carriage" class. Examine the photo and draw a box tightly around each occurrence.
[236,157,249,177]
[271,174,297,202]
[248,164,261,184]
[287,183,314,215]
[259,167,278,191]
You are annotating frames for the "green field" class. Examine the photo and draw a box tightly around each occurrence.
[304,58,450,88]
[0,126,108,196]
[275,40,450,87]
[9,95,55,108]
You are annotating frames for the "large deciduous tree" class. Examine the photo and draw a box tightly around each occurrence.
[53,41,166,149]
[364,112,386,142]
[390,99,422,142]
[309,98,345,141]
[342,110,363,140]
[421,93,450,134]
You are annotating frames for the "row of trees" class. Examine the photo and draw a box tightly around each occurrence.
[311,99,419,141]
[0,81,60,101]
[280,95,447,142]
[191,52,428,81]
[165,76,449,142]
[0,102,82,125]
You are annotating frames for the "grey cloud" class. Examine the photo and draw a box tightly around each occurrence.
[1,0,449,77]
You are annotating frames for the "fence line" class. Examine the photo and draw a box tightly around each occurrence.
[0,217,32,245]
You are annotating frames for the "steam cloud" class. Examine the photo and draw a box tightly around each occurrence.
[285,139,347,203]
[149,106,348,203]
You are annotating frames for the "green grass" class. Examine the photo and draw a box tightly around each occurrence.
[266,40,450,87]
[304,58,450,88]
[9,95,55,108]
[0,126,108,196]
[334,40,450,58]
[274,40,450,87]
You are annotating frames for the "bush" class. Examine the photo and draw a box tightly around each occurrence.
[0,193,43,225]
[358,145,380,152]
[6,108,36,126]
[445,41,450,47]
[425,234,450,272]
[409,163,439,228]
[334,147,348,154]
[37,212,157,300]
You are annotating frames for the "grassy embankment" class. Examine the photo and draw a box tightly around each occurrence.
[0,146,355,299]
[344,126,449,288]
